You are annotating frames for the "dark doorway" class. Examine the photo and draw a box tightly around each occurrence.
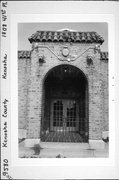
[41,65,88,142]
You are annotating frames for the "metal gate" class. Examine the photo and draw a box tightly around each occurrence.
[41,99,87,142]
[50,99,79,132]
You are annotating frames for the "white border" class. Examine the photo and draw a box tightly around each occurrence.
[11,14,115,167]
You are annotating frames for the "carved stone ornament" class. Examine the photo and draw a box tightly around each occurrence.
[87,55,93,65]
[38,55,46,63]
[62,47,70,57]
[35,45,96,63]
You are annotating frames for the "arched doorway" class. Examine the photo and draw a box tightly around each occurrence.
[41,65,88,142]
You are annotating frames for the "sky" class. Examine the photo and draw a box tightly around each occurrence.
[18,23,108,52]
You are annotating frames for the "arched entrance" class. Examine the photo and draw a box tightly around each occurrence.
[41,65,88,142]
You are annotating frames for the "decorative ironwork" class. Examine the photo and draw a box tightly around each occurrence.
[41,131,84,142]
[51,99,78,132]
[53,100,63,128]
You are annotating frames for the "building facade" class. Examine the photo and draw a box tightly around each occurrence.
[18,29,108,148]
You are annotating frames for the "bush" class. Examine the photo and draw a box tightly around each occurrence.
[31,144,43,155]
[56,154,66,158]
[102,137,109,143]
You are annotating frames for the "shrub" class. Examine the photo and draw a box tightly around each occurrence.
[31,144,43,155]
[102,137,109,143]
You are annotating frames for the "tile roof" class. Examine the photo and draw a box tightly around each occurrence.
[18,51,31,58]
[18,50,108,60]
[100,52,108,60]
[28,30,104,44]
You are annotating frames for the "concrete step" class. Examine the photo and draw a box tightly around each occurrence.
[40,142,90,150]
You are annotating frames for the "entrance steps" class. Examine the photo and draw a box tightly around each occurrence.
[39,142,91,158]
[19,140,108,158]
[40,142,90,150]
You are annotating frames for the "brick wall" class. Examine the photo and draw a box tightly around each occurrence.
[18,57,30,129]
[18,42,108,141]
[100,59,108,131]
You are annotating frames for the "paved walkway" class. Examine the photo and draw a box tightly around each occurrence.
[19,141,109,158]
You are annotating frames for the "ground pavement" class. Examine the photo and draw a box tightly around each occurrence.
[19,140,109,158]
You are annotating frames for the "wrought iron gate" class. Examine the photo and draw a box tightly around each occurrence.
[50,99,79,132]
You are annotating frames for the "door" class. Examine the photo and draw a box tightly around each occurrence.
[50,99,79,131]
